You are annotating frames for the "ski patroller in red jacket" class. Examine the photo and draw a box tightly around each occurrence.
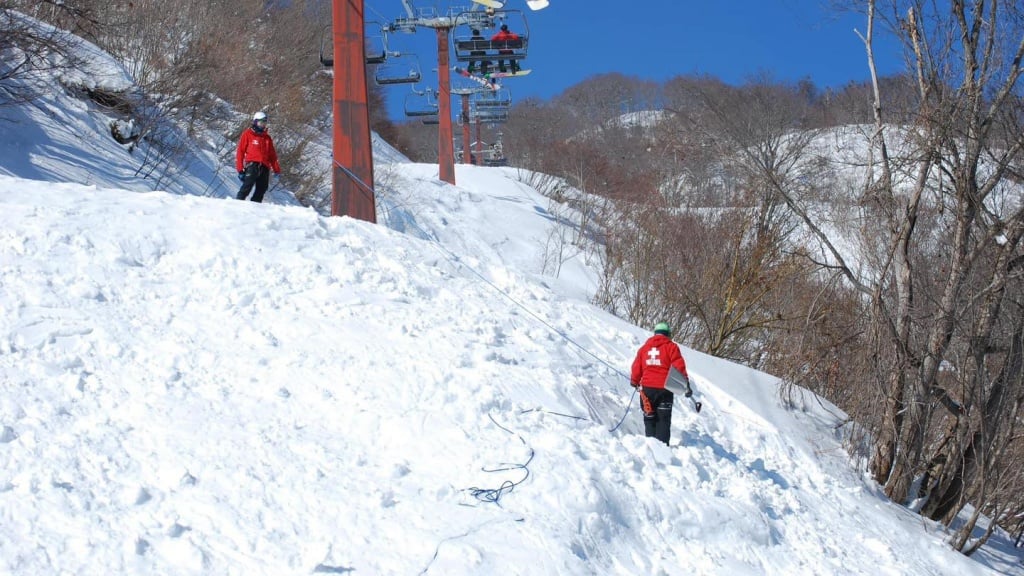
[630,334,689,390]
[235,127,281,174]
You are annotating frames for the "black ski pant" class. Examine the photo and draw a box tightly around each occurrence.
[468,50,489,74]
[639,387,674,445]
[237,162,270,203]
[496,52,518,73]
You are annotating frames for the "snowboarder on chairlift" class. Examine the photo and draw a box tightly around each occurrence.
[490,24,520,74]
[467,29,491,75]
[630,322,694,445]
[235,111,281,203]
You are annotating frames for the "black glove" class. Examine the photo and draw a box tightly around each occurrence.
[237,172,245,182]
[685,389,693,398]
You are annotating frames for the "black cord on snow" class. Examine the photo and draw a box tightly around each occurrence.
[417,516,524,576]
[464,412,534,506]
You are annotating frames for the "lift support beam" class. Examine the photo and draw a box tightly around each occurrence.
[331,0,376,222]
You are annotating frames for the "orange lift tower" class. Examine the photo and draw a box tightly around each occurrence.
[453,86,489,165]
[325,1,545,211]
[389,1,536,185]
[389,2,485,185]
[328,0,376,222]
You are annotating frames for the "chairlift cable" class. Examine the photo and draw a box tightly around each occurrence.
[375,185,637,430]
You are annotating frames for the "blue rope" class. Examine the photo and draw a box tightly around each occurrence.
[608,386,638,432]
[465,413,534,506]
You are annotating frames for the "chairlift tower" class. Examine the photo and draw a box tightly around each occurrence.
[470,88,511,164]
[328,0,375,222]
[452,85,495,165]
[389,1,486,184]
[388,1,537,183]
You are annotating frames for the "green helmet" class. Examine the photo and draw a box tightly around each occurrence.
[654,322,671,335]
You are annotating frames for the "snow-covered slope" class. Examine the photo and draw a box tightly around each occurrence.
[0,13,296,206]
[1,170,1020,574]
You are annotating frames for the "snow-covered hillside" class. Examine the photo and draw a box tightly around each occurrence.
[0,16,298,206]
[1,21,1022,576]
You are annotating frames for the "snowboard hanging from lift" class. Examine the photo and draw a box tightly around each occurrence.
[485,69,531,79]
[453,66,500,90]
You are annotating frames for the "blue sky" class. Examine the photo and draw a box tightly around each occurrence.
[370,0,907,120]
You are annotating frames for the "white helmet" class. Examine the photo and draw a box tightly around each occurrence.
[253,111,267,122]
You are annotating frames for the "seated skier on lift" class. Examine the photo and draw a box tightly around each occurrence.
[490,24,520,74]
[467,29,491,75]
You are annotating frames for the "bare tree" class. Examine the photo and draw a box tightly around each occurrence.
[0,4,85,105]
[593,202,665,324]
[769,0,1024,552]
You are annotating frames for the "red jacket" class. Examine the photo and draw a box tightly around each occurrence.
[631,334,689,389]
[491,30,520,41]
[235,127,281,173]
[491,29,520,47]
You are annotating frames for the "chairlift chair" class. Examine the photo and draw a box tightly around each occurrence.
[404,88,439,117]
[452,9,529,65]
[364,21,388,64]
[484,136,508,166]
[319,22,389,66]
[472,88,512,109]
[374,52,422,85]
[472,105,510,123]
[471,109,509,124]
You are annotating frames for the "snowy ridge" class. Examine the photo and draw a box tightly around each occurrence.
[0,11,294,205]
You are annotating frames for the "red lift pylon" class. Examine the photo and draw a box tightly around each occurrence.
[435,28,455,184]
[330,0,376,222]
